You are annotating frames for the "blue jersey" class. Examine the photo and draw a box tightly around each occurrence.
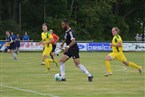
[23,35,29,41]
[15,36,20,47]
[16,36,20,42]
[11,34,16,40]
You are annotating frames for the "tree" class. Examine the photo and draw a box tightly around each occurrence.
[0,0,144,41]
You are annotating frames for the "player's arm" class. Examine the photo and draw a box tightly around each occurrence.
[67,38,76,48]
[48,37,53,44]
[39,40,43,45]
[66,31,76,48]
[55,34,59,42]
[60,40,65,48]
[110,41,122,47]
[9,37,14,44]
[53,34,59,42]
[64,38,76,52]
[39,33,44,45]
[64,31,76,52]
[43,34,54,45]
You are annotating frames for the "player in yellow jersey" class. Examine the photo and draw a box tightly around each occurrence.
[40,23,54,70]
[104,27,142,76]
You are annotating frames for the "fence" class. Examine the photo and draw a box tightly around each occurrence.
[0,40,145,52]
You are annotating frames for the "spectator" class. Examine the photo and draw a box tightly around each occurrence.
[11,32,16,40]
[15,34,21,54]
[23,32,29,41]
[11,32,16,51]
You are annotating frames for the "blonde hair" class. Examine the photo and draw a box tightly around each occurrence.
[113,27,120,33]
[42,23,47,27]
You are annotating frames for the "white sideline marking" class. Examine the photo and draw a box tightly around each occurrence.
[0,84,59,97]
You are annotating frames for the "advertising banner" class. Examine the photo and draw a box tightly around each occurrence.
[87,43,112,51]
[78,43,87,51]
[123,43,145,51]
[0,41,144,52]
[19,42,43,51]
[0,41,6,51]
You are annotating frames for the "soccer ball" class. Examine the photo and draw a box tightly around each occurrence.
[54,73,62,81]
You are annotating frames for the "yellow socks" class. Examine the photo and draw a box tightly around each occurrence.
[128,62,140,70]
[48,59,53,63]
[44,59,50,70]
[105,60,112,73]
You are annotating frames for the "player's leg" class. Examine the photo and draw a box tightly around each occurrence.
[59,54,69,81]
[41,47,45,65]
[73,58,93,82]
[123,61,142,70]
[117,52,142,74]
[50,44,58,67]
[12,50,17,60]
[43,55,50,70]
[50,53,54,60]
[104,53,115,76]
[50,44,56,60]
[8,44,17,60]
[43,47,52,70]
[7,49,17,60]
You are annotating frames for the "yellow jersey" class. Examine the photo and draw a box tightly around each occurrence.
[112,35,123,52]
[41,31,53,47]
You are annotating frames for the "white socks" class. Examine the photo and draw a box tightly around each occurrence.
[60,62,65,79]
[77,64,92,77]
[60,62,92,78]
[55,49,62,55]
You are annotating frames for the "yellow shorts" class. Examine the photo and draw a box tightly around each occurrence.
[43,46,52,56]
[109,51,127,62]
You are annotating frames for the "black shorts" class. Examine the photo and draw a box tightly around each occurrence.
[9,42,15,50]
[52,44,56,52]
[64,47,80,59]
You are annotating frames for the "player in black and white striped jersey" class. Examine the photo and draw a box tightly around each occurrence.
[5,31,17,60]
[59,19,93,82]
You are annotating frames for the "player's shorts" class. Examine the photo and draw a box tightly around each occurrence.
[51,44,56,52]
[109,51,127,62]
[8,42,15,50]
[64,47,80,59]
[43,44,52,56]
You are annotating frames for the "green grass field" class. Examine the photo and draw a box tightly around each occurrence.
[0,52,144,97]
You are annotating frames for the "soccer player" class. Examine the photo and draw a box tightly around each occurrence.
[5,31,17,60]
[40,23,54,70]
[41,29,59,66]
[49,29,59,59]
[104,27,142,76]
[59,19,93,82]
